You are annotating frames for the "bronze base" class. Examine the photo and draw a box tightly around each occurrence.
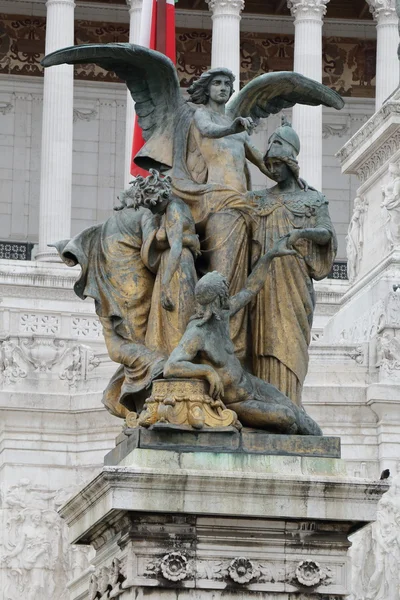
[131,378,241,431]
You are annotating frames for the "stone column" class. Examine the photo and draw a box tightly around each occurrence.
[124,0,142,188]
[367,0,399,110]
[206,0,244,92]
[37,0,75,262]
[288,0,330,190]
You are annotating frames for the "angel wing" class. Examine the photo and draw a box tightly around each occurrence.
[41,43,184,172]
[226,71,344,122]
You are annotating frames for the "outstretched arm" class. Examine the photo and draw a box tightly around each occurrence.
[164,329,224,399]
[245,140,271,177]
[194,108,254,139]
[230,236,297,316]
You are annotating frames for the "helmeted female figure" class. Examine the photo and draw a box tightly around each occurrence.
[250,118,337,406]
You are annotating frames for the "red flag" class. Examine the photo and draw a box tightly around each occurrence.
[130,0,176,177]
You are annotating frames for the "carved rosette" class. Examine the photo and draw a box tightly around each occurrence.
[287,0,330,21]
[138,378,241,430]
[228,557,260,584]
[160,552,189,582]
[294,560,323,587]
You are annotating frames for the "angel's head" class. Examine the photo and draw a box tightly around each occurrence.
[187,68,235,106]
[264,116,300,182]
[115,169,171,213]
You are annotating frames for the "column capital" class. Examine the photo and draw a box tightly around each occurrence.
[366,0,398,23]
[126,0,142,11]
[45,0,75,8]
[207,0,244,17]
[287,0,330,21]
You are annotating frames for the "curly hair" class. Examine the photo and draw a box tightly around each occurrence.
[187,68,235,105]
[114,169,171,211]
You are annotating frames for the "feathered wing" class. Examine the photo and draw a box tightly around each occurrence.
[226,71,344,122]
[41,43,184,171]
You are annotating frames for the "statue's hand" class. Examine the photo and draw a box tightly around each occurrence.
[298,178,317,192]
[161,288,175,312]
[206,369,224,399]
[287,229,305,247]
[270,234,300,258]
[232,116,256,135]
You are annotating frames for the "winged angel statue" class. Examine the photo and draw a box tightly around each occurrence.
[42,44,343,427]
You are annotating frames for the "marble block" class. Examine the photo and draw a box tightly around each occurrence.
[62,447,386,600]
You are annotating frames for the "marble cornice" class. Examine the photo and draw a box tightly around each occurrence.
[337,99,400,171]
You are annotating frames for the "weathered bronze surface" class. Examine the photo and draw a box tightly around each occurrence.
[136,379,240,430]
[42,43,342,438]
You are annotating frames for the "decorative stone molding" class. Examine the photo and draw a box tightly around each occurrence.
[73,107,98,123]
[20,313,60,335]
[207,0,244,16]
[337,101,400,167]
[71,317,102,338]
[0,337,100,388]
[228,557,260,584]
[358,129,400,183]
[366,0,397,21]
[322,118,351,139]
[294,560,332,587]
[0,101,13,115]
[287,0,330,20]
[336,291,400,344]
[160,552,189,582]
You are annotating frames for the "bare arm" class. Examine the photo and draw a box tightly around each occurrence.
[287,201,333,247]
[164,328,224,398]
[245,140,271,177]
[194,108,254,139]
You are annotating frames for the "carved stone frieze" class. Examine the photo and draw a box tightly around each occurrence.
[0,337,99,388]
[337,291,400,344]
[0,101,13,115]
[228,557,260,584]
[294,560,332,587]
[377,331,400,380]
[73,107,98,123]
[322,117,351,139]
[349,474,400,600]
[337,101,400,168]
[0,479,94,600]
[382,161,400,249]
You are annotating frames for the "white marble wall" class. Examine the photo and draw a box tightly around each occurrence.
[0,74,373,258]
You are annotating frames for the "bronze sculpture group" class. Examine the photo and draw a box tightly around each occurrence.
[43,43,343,436]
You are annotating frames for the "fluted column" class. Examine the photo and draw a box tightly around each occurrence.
[37,0,75,261]
[206,0,244,92]
[367,0,399,110]
[288,0,330,190]
[124,0,142,187]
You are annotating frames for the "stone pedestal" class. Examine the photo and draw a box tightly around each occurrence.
[62,432,385,600]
